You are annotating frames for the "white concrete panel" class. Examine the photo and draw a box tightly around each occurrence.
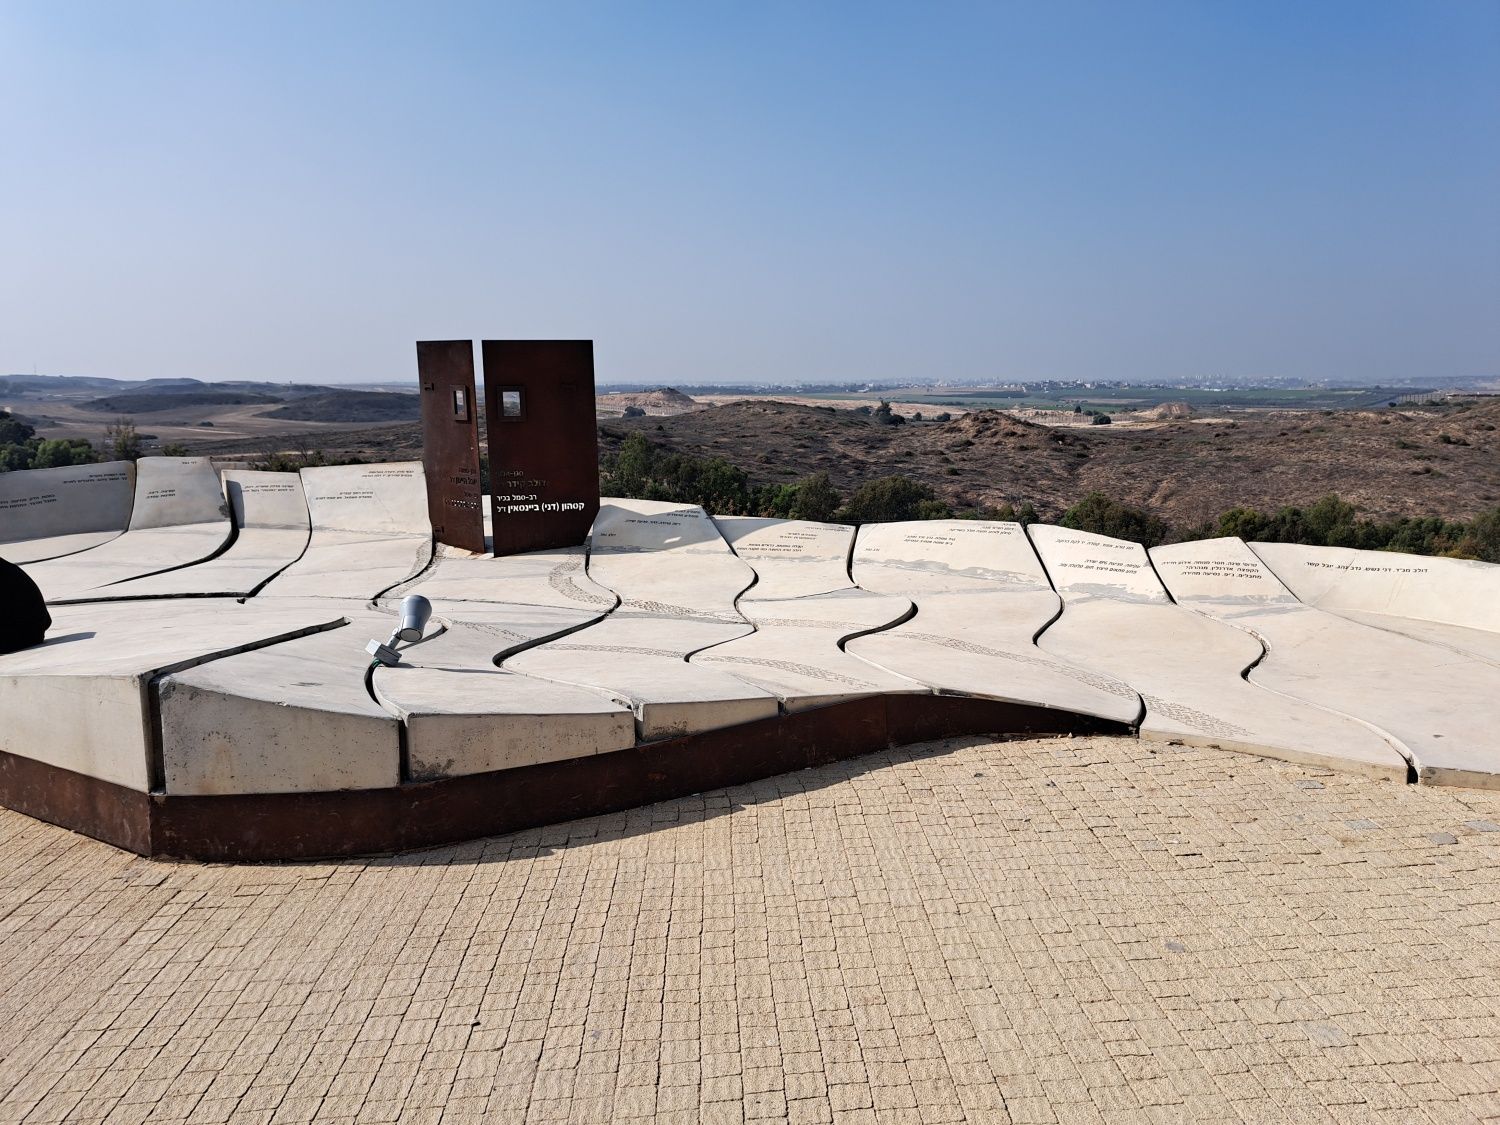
[257,464,432,600]
[25,524,234,602]
[64,471,312,600]
[695,587,926,712]
[847,521,1140,724]
[1329,612,1500,665]
[157,604,402,795]
[0,461,135,560]
[700,518,925,710]
[256,531,432,601]
[384,543,617,613]
[506,500,779,739]
[299,463,430,534]
[714,517,856,598]
[372,612,636,781]
[1154,538,1500,788]
[0,600,344,790]
[1252,542,1500,661]
[22,457,233,599]
[1025,524,1170,604]
[852,519,1054,593]
[127,457,229,530]
[1,531,124,566]
[1029,526,1408,778]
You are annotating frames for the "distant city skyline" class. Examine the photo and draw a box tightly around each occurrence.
[2,1,1497,386]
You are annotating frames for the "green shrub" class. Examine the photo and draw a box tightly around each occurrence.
[1060,492,1173,547]
[838,476,950,523]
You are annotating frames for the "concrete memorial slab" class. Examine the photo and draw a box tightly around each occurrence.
[1153,537,1500,788]
[258,463,432,600]
[385,542,617,616]
[507,499,779,739]
[62,469,312,601]
[1252,542,1500,663]
[0,599,344,791]
[697,517,925,711]
[22,458,232,600]
[0,461,135,564]
[847,520,1141,724]
[1028,525,1409,778]
[371,609,636,781]
[157,603,403,795]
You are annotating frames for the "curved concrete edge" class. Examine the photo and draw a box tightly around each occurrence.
[1137,727,1407,782]
[0,530,125,566]
[1416,763,1500,792]
[0,695,1132,861]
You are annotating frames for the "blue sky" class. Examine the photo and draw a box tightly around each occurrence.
[2,1,1496,385]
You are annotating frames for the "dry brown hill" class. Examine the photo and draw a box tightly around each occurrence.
[600,398,1500,524]
[596,387,702,416]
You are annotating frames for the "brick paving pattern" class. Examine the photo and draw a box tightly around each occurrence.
[3,735,1500,1124]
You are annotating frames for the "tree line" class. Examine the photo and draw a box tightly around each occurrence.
[602,432,1500,563]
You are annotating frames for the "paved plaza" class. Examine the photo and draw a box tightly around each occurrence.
[3,735,1500,1124]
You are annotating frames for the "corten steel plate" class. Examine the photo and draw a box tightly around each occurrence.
[481,340,601,557]
[0,696,1130,861]
[417,340,486,553]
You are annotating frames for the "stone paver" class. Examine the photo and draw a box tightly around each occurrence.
[4,736,1500,1124]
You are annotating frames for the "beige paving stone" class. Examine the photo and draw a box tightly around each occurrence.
[4,736,1500,1123]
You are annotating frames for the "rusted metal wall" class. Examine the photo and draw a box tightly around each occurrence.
[481,340,601,557]
[417,340,486,554]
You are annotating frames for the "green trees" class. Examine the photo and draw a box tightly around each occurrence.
[597,433,1500,560]
[1059,492,1173,547]
[838,476,950,523]
[0,411,98,472]
[1212,496,1499,562]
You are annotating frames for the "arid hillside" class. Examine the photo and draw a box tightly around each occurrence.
[598,399,1500,524]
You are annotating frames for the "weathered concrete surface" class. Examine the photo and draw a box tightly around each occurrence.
[385,542,617,614]
[22,458,232,600]
[1154,537,1500,788]
[507,500,779,739]
[157,603,402,795]
[259,463,432,600]
[126,457,229,530]
[700,517,925,711]
[0,600,343,791]
[848,520,1141,724]
[1253,542,1500,663]
[0,461,135,563]
[372,608,636,781]
[1030,525,1408,778]
[66,469,312,600]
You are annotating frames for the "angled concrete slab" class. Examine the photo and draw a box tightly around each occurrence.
[157,602,402,795]
[847,520,1141,724]
[384,542,617,614]
[22,458,232,601]
[1153,537,1500,788]
[0,461,135,563]
[371,610,636,781]
[64,470,312,600]
[258,463,432,600]
[506,500,779,739]
[1029,525,1408,778]
[1252,542,1500,663]
[699,518,926,711]
[0,599,344,791]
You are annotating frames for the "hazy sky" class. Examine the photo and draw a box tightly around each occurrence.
[2,2,1496,386]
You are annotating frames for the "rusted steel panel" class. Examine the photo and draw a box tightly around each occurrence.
[0,748,152,855]
[417,340,485,554]
[481,340,600,557]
